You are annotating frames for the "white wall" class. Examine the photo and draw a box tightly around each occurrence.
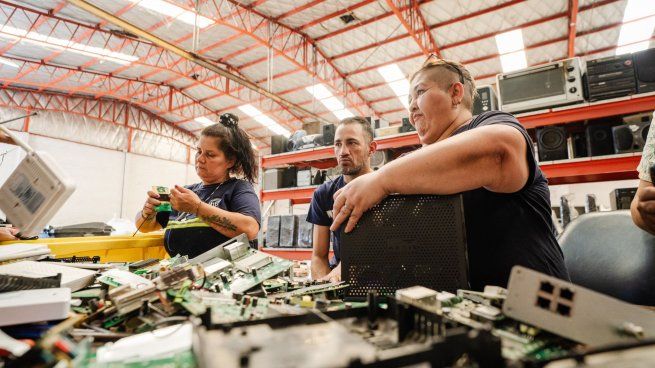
[1,133,198,227]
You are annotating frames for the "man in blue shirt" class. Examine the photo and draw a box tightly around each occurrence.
[307,117,377,281]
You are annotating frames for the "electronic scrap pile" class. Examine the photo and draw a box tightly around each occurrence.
[1,236,655,367]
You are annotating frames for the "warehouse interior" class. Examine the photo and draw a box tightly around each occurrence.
[0,0,654,366]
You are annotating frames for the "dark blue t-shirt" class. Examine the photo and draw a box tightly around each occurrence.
[306,175,346,267]
[156,178,261,258]
[455,111,570,290]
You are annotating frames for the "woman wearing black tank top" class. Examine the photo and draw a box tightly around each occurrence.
[331,57,569,289]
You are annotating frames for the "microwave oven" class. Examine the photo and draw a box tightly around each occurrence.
[497,58,585,114]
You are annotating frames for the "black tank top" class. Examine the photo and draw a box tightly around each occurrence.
[453,111,570,290]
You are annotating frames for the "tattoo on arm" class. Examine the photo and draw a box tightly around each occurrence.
[200,214,237,232]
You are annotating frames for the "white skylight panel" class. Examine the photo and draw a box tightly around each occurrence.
[622,0,655,22]
[131,0,213,28]
[237,104,262,118]
[333,109,354,120]
[194,116,214,126]
[238,104,290,137]
[320,96,346,112]
[377,64,406,83]
[0,25,138,65]
[388,79,410,97]
[500,50,528,73]
[616,16,655,55]
[305,84,333,100]
[0,57,18,68]
[495,29,525,54]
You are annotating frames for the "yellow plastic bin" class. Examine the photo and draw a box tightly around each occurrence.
[0,233,167,262]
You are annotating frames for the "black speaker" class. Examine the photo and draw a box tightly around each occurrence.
[586,123,617,156]
[610,187,637,210]
[612,122,650,153]
[280,167,297,188]
[322,124,335,146]
[634,48,655,94]
[571,131,588,158]
[399,117,416,133]
[536,126,568,161]
[271,135,288,154]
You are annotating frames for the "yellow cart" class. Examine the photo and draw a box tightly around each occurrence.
[0,233,167,262]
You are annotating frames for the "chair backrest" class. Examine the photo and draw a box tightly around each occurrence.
[559,210,655,305]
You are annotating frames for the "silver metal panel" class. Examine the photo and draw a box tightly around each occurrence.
[503,266,655,347]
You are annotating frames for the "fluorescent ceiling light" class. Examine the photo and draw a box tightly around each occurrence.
[238,104,290,137]
[0,57,18,68]
[500,50,528,73]
[129,0,213,28]
[195,116,214,126]
[377,64,406,83]
[495,29,525,54]
[0,25,138,65]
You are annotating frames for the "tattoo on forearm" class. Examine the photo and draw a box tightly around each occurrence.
[201,214,237,232]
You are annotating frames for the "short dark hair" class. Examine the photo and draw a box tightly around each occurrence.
[336,116,374,143]
[201,123,258,183]
[410,57,478,111]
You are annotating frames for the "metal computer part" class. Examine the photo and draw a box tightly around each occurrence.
[503,266,655,347]
[189,233,250,265]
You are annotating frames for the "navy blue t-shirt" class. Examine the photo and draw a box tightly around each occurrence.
[306,175,346,267]
[156,178,261,258]
[454,111,570,290]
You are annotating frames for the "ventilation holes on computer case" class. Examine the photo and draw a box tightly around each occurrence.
[342,194,468,299]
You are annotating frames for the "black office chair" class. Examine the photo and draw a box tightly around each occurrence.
[559,210,655,306]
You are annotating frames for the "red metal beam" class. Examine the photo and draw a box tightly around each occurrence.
[297,0,378,31]
[274,0,327,20]
[329,0,617,65]
[214,0,375,117]
[0,86,197,147]
[385,0,440,56]
[568,0,579,57]
[0,2,306,134]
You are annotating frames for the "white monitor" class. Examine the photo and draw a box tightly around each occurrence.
[0,125,75,238]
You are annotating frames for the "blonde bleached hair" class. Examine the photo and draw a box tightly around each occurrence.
[410,56,477,111]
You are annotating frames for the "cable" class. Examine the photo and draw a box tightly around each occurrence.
[132,213,155,237]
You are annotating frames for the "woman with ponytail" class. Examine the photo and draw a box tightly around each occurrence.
[135,113,261,258]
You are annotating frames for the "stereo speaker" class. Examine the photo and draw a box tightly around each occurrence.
[536,126,568,161]
[612,121,650,153]
[586,122,618,157]
[634,48,655,93]
[322,124,335,146]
